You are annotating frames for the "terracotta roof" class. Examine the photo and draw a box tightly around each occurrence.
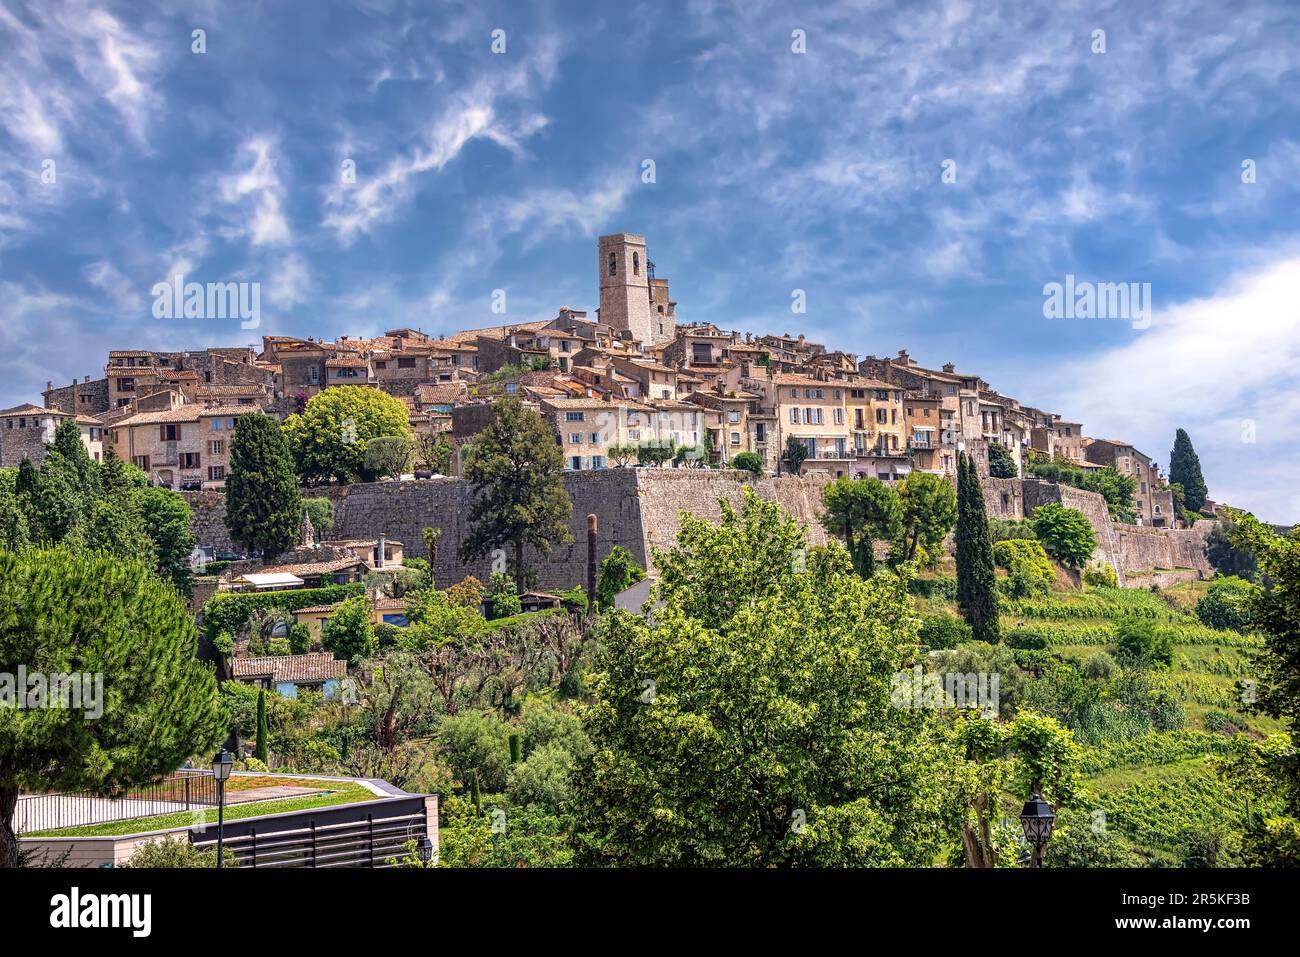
[113,406,203,426]
[0,403,68,417]
[258,556,366,577]
[326,356,369,369]
[232,652,346,684]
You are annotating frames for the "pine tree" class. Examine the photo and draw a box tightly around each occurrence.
[0,547,225,867]
[1169,428,1208,513]
[956,454,1001,643]
[254,689,269,764]
[224,413,302,562]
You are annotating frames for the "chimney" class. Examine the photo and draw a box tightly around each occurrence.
[376,534,386,569]
[84,375,90,383]
[46,380,52,392]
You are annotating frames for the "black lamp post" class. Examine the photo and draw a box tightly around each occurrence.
[1019,792,1056,867]
[212,749,233,868]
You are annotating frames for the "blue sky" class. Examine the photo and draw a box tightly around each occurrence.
[2,0,1299,520]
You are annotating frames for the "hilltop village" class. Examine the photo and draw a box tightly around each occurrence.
[3,232,1178,530]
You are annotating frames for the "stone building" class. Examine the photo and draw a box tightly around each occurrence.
[0,404,104,467]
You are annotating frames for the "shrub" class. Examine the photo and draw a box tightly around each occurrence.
[908,576,958,599]
[731,451,763,475]
[1195,576,1259,632]
[992,538,1053,597]
[1082,562,1118,588]
[1004,630,1048,650]
[989,517,1037,543]
[1030,503,1097,568]
[321,594,375,663]
[122,836,237,868]
[288,622,313,655]
[486,572,523,619]
[918,614,973,650]
[438,709,513,793]
[1113,616,1174,669]
[1082,651,1117,681]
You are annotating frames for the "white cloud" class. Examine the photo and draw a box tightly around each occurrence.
[1046,254,1300,523]
[219,137,292,247]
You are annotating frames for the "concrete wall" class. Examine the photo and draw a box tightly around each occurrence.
[185,470,1209,591]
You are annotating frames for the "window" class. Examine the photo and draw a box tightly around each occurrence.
[565,411,585,422]
[208,466,225,481]
[120,378,136,392]
[591,455,606,469]
[309,367,319,384]
[375,361,387,369]
[608,253,616,276]
[815,408,824,425]
[210,440,224,455]
[589,432,600,443]
[730,431,741,446]
[180,452,201,469]
[133,455,150,470]
[569,433,582,445]
[160,424,181,441]
[398,357,416,369]
[790,408,799,424]
[571,455,583,470]
[211,418,223,430]
[632,252,640,275]
[756,423,766,442]
[728,410,740,423]
[834,408,844,425]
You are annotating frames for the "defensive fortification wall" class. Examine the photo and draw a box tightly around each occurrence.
[184,470,1209,590]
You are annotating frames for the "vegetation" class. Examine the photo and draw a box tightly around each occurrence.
[321,594,377,664]
[992,538,1053,597]
[283,386,414,485]
[1030,502,1096,568]
[594,545,646,610]
[1169,428,1208,513]
[955,454,1000,643]
[730,451,763,474]
[301,497,335,542]
[782,436,808,474]
[820,476,901,576]
[986,441,1018,479]
[224,413,302,561]
[1195,576,1259,632]
[0,547,225,867]
[1025,454,1138,523]
[895,472,957,565]
[460,397,573,593]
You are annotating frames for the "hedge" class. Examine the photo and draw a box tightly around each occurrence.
[908,577,957,599]
[200,583,367,641]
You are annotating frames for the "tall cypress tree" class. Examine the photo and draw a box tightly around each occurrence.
[254,689,269,764]
[225,413,302,562]
[956,454,1000,643]
[1169,428,1208,513]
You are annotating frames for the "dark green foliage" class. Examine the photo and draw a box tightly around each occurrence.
[255,690,269,763]
[1026,456,1137,523]
[820,476,901,576]
[595,545,646,610]
[224,413,302,562]
[0,548,225,867]
[955,454,1000,643]
[986,441,1018,478]
[782,435,808,474]
[459,397,573,593]
[894,471,956,566]
[301,497,335,540]
[730,451,763,474]
[989,517,1037,543]
[509,734,521,764]
[363,435,413,481]
[1204,518,1258,581]
[1196,576,1259,632]
[908,576,957,599]
[992,538,1054,597]
[122,835,237,868]
[485,572,523,619]
[1169,429,1207,513]
[134,486,197,598]
[288,622,313,654]
[1030,502,1097,568]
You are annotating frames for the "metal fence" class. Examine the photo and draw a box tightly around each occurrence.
[15,771,218,834]
[191,803,428,868]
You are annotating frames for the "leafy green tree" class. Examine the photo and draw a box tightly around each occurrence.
[782,436,809,475]
[364,435,414,481]
[283,386,414,484]
[572,488,968,866]
[301,497,335,542]
[414,432,454,475]
[730,451,763,474]
[399,588,489,714]
[1196,576,1260,631]
[82,491,153,564]
[986,441,1018,478]
[1204,517,1258,580]
[595,545,646,610]
[321,594,375,664]
[254,689,269,763]
[0,547,225,867]
[1170,428,1208,512]
[992,538,1053,597]
[1030,502,1096,568]
[224,413,302,561]
[438,709,513,793]
[896,471,957,564]
[48,420,101,500]
[1081,467,1138,524]
[459,397,573,593]
[134,486,197,597]
[485,572,522,619]
[820,476,901,576]
[955,455,1000,643]
[288,622,313,654]
[0,492,29,548]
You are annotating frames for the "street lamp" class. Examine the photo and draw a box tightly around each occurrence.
[1019,792,1056,867]
[417,836,435,865]
[212,749,234,869]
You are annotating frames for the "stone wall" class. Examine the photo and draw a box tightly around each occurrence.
[185,470,1210,591]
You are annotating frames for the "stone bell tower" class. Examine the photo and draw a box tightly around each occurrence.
[598,233,653,346]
